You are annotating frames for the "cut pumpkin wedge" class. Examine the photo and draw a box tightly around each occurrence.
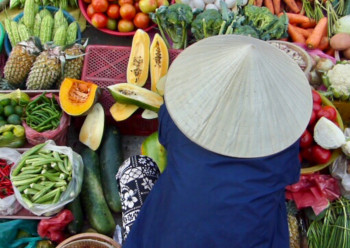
[110,102,139,122]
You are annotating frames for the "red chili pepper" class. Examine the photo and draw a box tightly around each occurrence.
[0,159,14,198]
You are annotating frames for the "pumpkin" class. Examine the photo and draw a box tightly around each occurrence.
[150,33,169,92]
[126,29,150,87]
[59,78,100,116]
[109,102,139,122]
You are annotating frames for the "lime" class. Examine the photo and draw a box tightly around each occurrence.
[3,105,15,117]
[14,105,24,116]
[0,120,7,127]
[0,105,3,116]
[0,98,11,106]
[7,114,21,125]
[2,131,14,138]
[10,99,17,106]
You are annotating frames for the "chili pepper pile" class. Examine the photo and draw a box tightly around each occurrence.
[0,158,14,198]
[25,93,62,132]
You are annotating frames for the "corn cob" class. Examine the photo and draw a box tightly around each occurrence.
[66,21,78,45]
[18,24,30,42]
[4,19,15,47]
[23,0,38,33]
[33,13,42,37]
[53,26,67,46]
[39,8,52,19]
[10,21,21,47]
[53,9,68,35]
[39,15,54,44]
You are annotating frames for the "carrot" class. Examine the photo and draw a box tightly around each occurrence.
[296,0,305,15]
[283,0,300,13]
[286,13,316,26]
[256,0,263,7]
[317,36,329,51]
[300,19,317,28]
[288,24,306,44]
[293,26,313,38]
[273,0,281,14]
[264,0,275,14]
[306,17,328,49]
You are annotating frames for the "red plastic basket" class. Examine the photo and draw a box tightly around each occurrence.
[81,45,182,136]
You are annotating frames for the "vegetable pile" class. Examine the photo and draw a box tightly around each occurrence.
[11,143,73,206]
[0,158,14,199]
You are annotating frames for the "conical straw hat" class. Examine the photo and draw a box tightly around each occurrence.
[164,35,313,158]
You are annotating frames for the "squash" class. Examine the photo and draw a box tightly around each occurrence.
[59,78,100,116]
[79,103,105,151]
[109,102,139,121]
[107,83,164,112]
[150,33,169,92]
[142,109,158,119]
[141,131,167,173]
[127,29,150,87]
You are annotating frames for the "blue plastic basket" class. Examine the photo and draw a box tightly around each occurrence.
[0,22,4,53]
[4,6,82,55]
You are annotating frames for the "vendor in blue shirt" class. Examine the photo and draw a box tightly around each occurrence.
[117,35,313,248]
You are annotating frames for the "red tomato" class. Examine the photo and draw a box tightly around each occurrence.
[91,0,109,12]
[313,103,322,113]
[119,4,136,20]
[118,19,135,32]
[83,0,92,4]
[107,4,120,19]
[300,147,314,163]
[312,90,322,104]
[91,13,108,28]
[317,106,337,122]
[309,110,317,127]
[87,4,97,18]
[300,129,313,148]
[133,12,150,29]
[311,145,332,164]
[119,0,133,5]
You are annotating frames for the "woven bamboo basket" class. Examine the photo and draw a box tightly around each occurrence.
[56,233,121,248]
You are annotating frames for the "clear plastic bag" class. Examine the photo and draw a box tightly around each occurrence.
[0,148,23,216]
[12,140,84,216]
[331,155,350,200]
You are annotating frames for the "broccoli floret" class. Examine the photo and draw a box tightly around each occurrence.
[260,12,288,40]
[233,25,259,38]
[244,5,278,33]
[191,9,223,41]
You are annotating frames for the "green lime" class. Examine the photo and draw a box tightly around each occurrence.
[7,114,21,125]
[0,105,3,116]
[3,105,15,117]
[2,131,14,138]
[0,98,11,106]
[0,120,7,127]
[14,105,24,116]
[10,99,17,106]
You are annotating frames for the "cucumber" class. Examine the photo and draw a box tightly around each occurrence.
[80,148,116,236]
[66,195,84,235]
[99,126,123,213]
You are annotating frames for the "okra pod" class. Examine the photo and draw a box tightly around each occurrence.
[30,158,62,166]
[11,174,38,181]
[24,188,39,195]
[52,189,62,203]
[31,182,55,201]
[12,176,42,186]
[17,185,28,192]
[21,165,42,171]
[22,195,34,208]
[54,180,67,187]
[20,167,43,174]
[42,172,62,182]
[34,187,61,204]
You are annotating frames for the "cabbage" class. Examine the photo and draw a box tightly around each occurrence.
[335,15,350,34]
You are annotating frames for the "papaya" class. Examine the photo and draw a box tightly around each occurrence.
[109,102,139,122]
[150,33,169,92]
[141,131,167,173]
[127,29,150,87]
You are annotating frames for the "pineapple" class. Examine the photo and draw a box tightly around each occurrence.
[56,43,85,88]
[4,37,42,88]
[287,201,300,248]
[26,45,63,90]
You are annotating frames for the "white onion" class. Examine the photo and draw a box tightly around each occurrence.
[214,0,221,9]
[192,0,205,9]
[225,0,236,8]
[205,3,218,9]
[203,0,215,3]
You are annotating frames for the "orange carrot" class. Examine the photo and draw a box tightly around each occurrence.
[256,0,263,7]
[283,0,300,13]
[300,19,317,28]
[288,24,306,44]
[306,17,328,49]
[296,0,304,14]
[293,26,313,38]
[273,0,281,14]
[286,13,315,26]
[264,0,275,14]
[317,36,329,51]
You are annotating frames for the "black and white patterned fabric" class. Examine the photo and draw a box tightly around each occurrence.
[116,155,160,242]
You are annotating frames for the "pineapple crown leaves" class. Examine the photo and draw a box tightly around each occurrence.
[63,38,89,51]
[17,36,43,55]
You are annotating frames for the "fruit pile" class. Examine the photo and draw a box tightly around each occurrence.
[0,98,24,126]
[84,0,168,32]
[299,90,339,166]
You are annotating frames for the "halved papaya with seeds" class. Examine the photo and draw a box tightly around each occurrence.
[59,78,100,116]
[150,33,169,92]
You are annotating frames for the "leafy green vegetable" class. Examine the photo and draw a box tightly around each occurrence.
[191,9,223,41]
[150,4,193,49]
[233,25,259,38]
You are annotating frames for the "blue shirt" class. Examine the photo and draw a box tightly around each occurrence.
[123,104,300,248]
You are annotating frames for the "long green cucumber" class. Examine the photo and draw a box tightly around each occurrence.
[66,195,84,235]
[80,148,116,236]
[99,125,123,213]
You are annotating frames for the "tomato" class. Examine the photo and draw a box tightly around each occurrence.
[133,12,150,29]
[317,105,337,122]
[91,13,108,28]
[312,90,322,105]
[311,145,332,164]
[309,110,317,126]
[83,0,92,4]
[91,0,109,12]
[107,4,120,19]
[300,147,314,163]
[313,103,322,113]
[119,4,136,20]
[118,19,135,32]
[119,0,133,5]
[87,4,97,18]
[300,129,313,148]
[107,18,118,30]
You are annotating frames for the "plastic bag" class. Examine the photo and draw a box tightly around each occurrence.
[23,93,70,146]
[0,148,22,215]
[0,219,42,248]
[331,155,350,200]
[12,140,84,216]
